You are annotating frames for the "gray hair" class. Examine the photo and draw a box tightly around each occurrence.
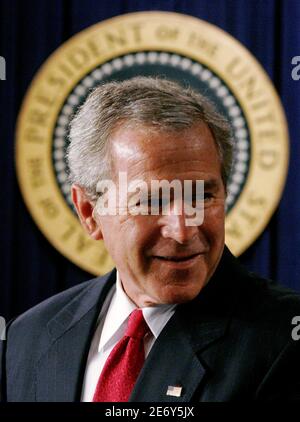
[67,76,233,199]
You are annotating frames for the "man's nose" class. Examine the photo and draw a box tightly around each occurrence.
[159,210,199,244]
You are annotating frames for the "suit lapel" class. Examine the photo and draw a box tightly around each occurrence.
[130,306,229,402]
[35,269,116,402]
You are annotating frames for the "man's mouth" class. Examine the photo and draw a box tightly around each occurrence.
[153,252,201,262]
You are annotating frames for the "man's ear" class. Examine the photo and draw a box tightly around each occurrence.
[71,184,103,240]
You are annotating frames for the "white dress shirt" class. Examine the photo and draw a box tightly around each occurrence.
[81,271,176,402]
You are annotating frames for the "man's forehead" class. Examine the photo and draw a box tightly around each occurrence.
[109,122,216,157]
[108,123,222,188]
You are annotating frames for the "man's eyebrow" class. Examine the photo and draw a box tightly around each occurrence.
[127,179,220,199]
[186,179,219,188]
[204,179,220,189]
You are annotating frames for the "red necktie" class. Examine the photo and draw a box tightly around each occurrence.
[93,309,150,402]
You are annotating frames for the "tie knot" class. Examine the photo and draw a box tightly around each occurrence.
[125,309,150,339]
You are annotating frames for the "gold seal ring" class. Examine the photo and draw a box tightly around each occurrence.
[16,12,289,275]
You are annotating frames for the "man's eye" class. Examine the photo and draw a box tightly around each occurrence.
[134,198,161,207]
[136,199,152,207]
[133,197,170,212]
[204,192,214,201]
[191,193,212,204]
[189,193,213,207]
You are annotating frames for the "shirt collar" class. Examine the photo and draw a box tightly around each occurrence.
[98,271,136,352]
[98,270,176,352]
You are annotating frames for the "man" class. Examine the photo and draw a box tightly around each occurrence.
[1,77,300,401]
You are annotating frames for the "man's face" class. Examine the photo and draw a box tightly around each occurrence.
[91,123,226,306]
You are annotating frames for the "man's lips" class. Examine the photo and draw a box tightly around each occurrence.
[152,252,201,262]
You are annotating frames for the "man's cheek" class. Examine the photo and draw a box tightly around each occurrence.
[204,212,225,233]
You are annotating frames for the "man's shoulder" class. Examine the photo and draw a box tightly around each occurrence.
[221,248,300,316]
[1,271,116,402]
[228,269,300,353]
[242,271,300,317]
[8,270,115,341]
[212,249,300,341]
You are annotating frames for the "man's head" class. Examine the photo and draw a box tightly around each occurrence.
[67,77,232,307]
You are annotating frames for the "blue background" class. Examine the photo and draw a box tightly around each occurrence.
[0,0,300,320]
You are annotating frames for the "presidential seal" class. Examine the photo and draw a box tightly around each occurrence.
[15,11,289,275]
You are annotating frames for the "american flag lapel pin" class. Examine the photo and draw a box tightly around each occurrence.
[166,385,183,397]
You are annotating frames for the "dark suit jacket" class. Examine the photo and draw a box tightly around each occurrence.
[1,247,300,402]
